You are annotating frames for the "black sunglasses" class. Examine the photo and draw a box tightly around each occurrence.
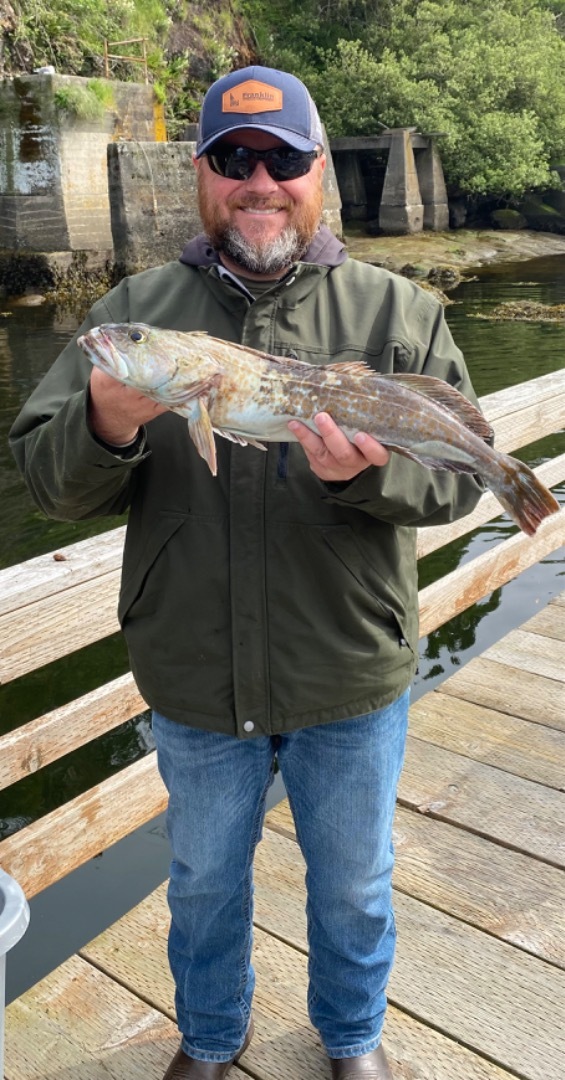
[205,144,321,182]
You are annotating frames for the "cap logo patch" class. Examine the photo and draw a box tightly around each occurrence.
[222,80,283,114]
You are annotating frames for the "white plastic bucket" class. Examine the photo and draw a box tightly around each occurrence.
[0,869,30,1076]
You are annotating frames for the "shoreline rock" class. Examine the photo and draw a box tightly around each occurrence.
[344,227,565,275]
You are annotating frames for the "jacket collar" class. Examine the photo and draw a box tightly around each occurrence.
[179,225,347,270]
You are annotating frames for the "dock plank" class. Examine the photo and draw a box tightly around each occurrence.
[521,602,565,641]
[408,693,565,789]
[482,628,565,683]
[78,827,565,1080]
[398,736,565,866]
[265,802,565,968]
[80,881,519,1080]
[438,656,565,731]
[5,954,181,1080]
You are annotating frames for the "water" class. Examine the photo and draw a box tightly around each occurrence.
[1,254,564,999]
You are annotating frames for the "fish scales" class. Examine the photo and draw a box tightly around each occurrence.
[77,323,560,537]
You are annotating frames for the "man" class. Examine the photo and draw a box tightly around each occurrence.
[10,66,484,1079]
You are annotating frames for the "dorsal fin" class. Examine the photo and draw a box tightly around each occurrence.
[377,373,494,441]
[325,360,375,377]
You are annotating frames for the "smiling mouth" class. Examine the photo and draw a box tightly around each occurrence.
[239,206,286,216]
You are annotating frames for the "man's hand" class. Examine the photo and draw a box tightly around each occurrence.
[89,368,167,447]
[288,412,390,483]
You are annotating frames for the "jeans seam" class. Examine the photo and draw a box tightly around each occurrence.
[236,757,276,1020]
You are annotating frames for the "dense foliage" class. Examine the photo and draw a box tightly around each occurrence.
[3,0,565,196]
[242,0,565,197]
[2,1,247,137]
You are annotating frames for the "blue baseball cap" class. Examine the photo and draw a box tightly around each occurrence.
[195,66,324,157]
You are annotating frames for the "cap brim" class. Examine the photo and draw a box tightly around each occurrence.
[195,124,320,157]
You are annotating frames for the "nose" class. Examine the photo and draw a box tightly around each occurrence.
[243,159,279,193]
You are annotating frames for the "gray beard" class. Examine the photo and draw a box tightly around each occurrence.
[220,225,309,275]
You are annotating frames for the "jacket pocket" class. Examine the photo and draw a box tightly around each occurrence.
[322,524,414,652]
[118,511,187,625]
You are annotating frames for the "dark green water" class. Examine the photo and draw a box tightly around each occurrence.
[0,254,564,998]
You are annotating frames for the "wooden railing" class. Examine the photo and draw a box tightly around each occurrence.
[1,371,564,900]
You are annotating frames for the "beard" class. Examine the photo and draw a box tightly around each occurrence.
[198,177,324,276]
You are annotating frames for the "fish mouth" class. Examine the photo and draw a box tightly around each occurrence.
[78,329,130,380]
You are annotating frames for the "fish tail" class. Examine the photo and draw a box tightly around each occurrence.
[489,453,560,536]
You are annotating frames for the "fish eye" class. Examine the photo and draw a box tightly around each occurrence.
[129,329,146,343]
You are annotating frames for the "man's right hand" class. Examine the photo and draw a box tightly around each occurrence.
[88,368,167,447]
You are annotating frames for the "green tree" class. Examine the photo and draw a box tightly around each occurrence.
[242,0,565,198]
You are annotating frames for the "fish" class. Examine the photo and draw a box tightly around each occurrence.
[77,322,560,537]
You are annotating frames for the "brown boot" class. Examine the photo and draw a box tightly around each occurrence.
[162,1018,254,1079]
[329,1044,393,1079]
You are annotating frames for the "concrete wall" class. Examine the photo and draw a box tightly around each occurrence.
[109,141,202,272]
[0,74,164,258]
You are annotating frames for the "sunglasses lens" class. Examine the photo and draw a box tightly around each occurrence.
[273,150,319,180]
[207,146,319,182]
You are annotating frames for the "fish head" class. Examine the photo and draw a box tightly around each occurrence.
[77,322,186,395]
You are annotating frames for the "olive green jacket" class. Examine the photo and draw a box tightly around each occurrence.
[10,229,483,736]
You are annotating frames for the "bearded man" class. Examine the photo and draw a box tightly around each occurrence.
[10,66,484,1080]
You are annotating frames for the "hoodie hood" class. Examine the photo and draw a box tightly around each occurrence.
[178,225,347,270]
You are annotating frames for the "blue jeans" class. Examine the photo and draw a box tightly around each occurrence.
[153,690,409,1063]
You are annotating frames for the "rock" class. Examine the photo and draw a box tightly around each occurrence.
[8,293,46,306]
[427,264,462,289]
[472,300,565,322]
[399,263,428,278]
[519,196,565,235]
[490,209,527,230]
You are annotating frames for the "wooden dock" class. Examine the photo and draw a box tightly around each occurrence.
[5,591,564,1080]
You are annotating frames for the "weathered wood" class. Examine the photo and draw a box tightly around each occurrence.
[479,367,565,423]
[390,890,565,1080]
[521,602,565,641]
[418,507,565,637]
[5,954,180,1080]
[81,833,565,1080]
[0,673,146,792]
[0,569,121,684]
[80,882,520,1080]
[483,628,565,683]
[265,802,565,967]
[408,692,565,789]
[0,753,166,898]
[398,736,565,867]
[438,656,565,731]
[0,526,126,616]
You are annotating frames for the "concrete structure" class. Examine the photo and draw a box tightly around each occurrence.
[415,140,449,231]
[330,129,449,235]
[108,141,202,273]
[0,73,165,267]
[379,128,423,235]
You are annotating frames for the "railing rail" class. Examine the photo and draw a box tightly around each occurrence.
[0,371,564,899]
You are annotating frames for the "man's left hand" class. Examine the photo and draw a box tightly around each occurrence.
[288,413,390,483]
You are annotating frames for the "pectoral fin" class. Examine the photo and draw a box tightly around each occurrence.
[212,427,268,452]
[187,397,217,475]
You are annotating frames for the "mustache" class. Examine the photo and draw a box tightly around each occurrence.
[229,195,293,212]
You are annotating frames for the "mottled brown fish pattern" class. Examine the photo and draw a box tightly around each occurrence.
[78,323,560,536]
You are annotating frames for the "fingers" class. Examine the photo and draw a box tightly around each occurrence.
[89,368,167,446]
[288,413,389,482]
